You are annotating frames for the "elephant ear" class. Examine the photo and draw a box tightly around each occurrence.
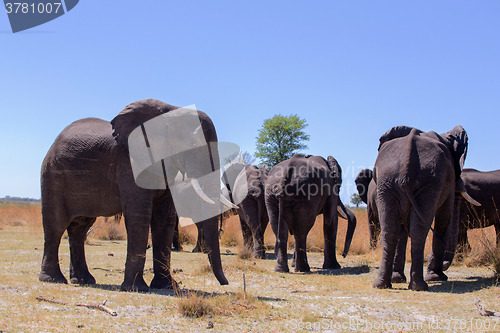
[378,126,423,151]
[441,125,468,179]
[355,168,373,204]
[326,156,342,185]
[110,99,179,145]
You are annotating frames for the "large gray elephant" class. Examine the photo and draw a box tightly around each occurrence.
[265,154,356,273]
[455,168,500,253]
[232,164,270,259]
[372,125,480,291]
[39,99,229,292]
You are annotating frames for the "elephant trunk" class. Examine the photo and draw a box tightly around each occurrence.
[202,216,229,285]
[340,203,357,258]
[443,195,463,270]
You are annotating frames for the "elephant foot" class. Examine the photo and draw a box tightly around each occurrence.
[70,273,96,285]
[442,261,451,271]
[323,261,341,270]
[120,277,149,292]
[408,279,428,291]
[424,270,448,282]
[150,275,178,290]
[171,244,183,252]
[192,245,209,253]
[39,270,68,284]
[391,271,407,283]
[294,263,311,273]
[373,277,392,289]
[274,264,290,273]
[253,250,266,259]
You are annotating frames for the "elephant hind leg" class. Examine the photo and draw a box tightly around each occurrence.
[67,217,97,285]
[293,233,310,272]
[391,226,408,283]
[372,195,401,289]
[39,205,70,284]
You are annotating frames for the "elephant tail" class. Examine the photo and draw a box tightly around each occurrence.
[276,194,289,244]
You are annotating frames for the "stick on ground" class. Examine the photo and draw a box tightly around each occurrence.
[36,296,117,316]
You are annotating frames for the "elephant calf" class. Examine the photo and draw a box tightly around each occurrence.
[265,154,356,273]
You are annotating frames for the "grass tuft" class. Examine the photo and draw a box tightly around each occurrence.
[238,246,252,260]
[178,291,267,318]
[178,293,214,318]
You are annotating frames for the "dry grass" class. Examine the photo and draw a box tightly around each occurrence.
[2,203,500,332]
[178,291,268,318]
[0,202,42,230]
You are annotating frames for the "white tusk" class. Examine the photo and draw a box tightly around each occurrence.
[337,205,348,219]
[191,179,215,204]
[220,194,238,209]
[193,124,203,136]
[461,191,481,207]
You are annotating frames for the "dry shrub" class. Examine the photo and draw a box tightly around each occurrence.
[237,246,252,260]
[87,217,126,241]
[458,226,499,269]
[178,292,267,318]
[178,293,214,318]
[220,215,243,247]
[178,225,196,246]
[194,263,212,276]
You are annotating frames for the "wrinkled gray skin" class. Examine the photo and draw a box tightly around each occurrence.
[232,164,270,259]
[265,154,356,273]
[455,169,500,254]
[39,99,228,292]
[372,125,468,291]
[355,169,379,249]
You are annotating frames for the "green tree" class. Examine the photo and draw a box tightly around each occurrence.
[350,193,363,208]
[255,114,310,167]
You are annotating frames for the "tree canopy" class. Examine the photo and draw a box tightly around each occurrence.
[255,114,310,167]
[350,193,363,208]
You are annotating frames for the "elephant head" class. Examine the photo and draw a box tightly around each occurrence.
[354,168,373,205]
[221,162,245,203]
[111,99,228,285]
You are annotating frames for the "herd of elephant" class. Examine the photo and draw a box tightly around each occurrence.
[38,99,498,293]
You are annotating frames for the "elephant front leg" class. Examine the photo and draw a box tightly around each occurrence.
[192,223,208,253]
[39,228,68,284]
[67,217,96,285]
[39,208,69,284]
[322,208,341,270]
[239,216,254,253]
[251,217,268,259]
[121,222,150,292]
[150,207,178,290]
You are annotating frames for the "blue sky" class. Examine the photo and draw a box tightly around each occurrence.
[1,1,499,204]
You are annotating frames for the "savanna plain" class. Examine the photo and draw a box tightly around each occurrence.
[0,202,499,332]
